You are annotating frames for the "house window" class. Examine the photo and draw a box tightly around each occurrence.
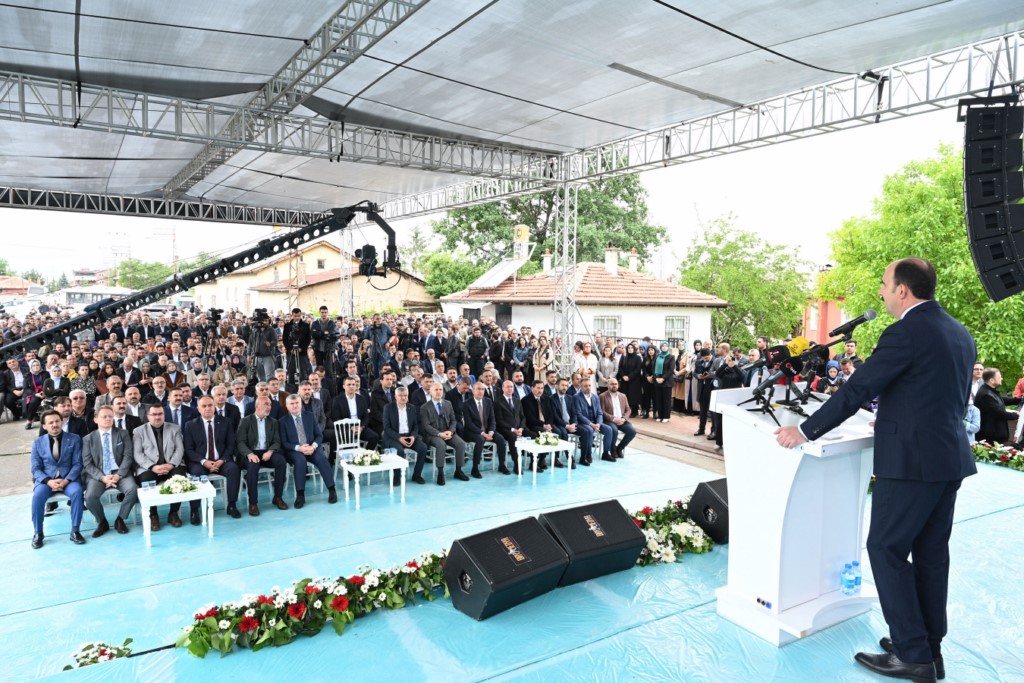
[593,315,621,339]
[665,316,689,345]
[316,259,326,270]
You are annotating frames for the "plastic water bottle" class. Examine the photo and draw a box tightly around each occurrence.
[840,563,856,596]
[851,561,862,594]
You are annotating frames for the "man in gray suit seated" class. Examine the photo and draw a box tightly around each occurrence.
[419,383,468,485]
[133,402,186,530]
[83,405,138,537]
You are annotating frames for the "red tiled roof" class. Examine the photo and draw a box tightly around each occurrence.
[442,263,727,308]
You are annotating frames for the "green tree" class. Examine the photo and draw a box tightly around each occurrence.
[20,268,43,284]
[402,225,435,278]
[430,174,667,267]
[819,143,1024,375]
[113,259,174,290]
[421,252,485,299]
[0,258,10,276]
[677,215,810,351]
[47,273,69,293]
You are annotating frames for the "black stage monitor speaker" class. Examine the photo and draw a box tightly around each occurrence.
[964,104,1024,302]
[445,517,568,620]
[691,478,730,545]
[538,499,645,587]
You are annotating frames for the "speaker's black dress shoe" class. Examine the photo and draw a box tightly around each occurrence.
[854,652,936,683]
[190,511,201,526]
[454,470,469,482]
[615,448,624,459]
[327,487,338,504]
[294,493,305,509]
[470,468,482,479]
[31,533,43,549]
[114,517,129,534]
[412,475,426,485]
[92,520,109,538]
[693,431,705,436]
[69,531,86,545]
[226,505,241,519]
[601,453,616,462]
[881,638,944,680]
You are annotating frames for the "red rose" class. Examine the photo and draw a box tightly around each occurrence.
[239,616,259,633]
[287,602,306,619]
[256,595,274,605]
[348,576,365,586]
[305,585,320,595]
[1000,454,1009,462]
[406,560,420,571]
[330,595,349,612]
[633,518,643,527]
[640,506,654,515]
[98,649,107,657]
[194,608,218,621]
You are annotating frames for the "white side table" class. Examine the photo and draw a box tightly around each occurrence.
[338,453,407,509]
[138,481,217,547]
[514,438,574,483]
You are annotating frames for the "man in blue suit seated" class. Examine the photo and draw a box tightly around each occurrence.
[183,396,242,523]
[31,410,86,548]
[279,394,337,508]
[163,388,197,430]
[552,377,590,465]
[383,386,429,485]
[574,377,616,463]
[776,258,975,683]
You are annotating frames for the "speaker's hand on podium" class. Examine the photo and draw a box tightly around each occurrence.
[775,426,807,449]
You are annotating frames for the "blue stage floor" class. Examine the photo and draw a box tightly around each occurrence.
[2,450,1022,682]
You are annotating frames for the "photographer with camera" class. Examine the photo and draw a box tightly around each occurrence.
[250,309,277,382]
[283,308,311,388]
[310,306,339,377]
[362,312,393,381]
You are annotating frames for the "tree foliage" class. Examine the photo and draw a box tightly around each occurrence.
[421,252,484,300]
[818,143,1024,375]
[20,269,43,285]
[47,273,69,293]
[430,174,667,267]
[677,215,810,351]
[0,258,10,276]
[112,252,218,290]
[401,225,435,278]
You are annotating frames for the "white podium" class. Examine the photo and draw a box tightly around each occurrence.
[709,387,879,645]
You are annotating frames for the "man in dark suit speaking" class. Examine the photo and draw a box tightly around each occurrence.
[775,258,975,683]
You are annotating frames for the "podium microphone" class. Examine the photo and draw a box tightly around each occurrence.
[753,369,786,395]
[828,309,877,339]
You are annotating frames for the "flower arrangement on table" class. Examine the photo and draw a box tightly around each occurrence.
[159,475,197,495]
[535,432,560,446]
[349,449,383,467]
[68,500,716,668]
[63,639,133,669]
[972,441,1024,471]
[632,497,715,566]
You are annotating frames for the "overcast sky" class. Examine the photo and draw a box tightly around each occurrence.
[1,108,964,283]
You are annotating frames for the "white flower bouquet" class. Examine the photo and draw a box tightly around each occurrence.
[350,449,382,466]
[535,432,560,446]
[159,474,197,495]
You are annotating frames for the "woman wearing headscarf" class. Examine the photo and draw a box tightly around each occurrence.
[617,343,644,416]
[162,359,188,388]
[685,340,702,415]
[653,342,676,422]
[640,345,658,418]
[817,360,843,395]
[23,359,47,429]
[672,341,689,413]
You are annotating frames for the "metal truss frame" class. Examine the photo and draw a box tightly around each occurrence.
[166,0,430,195]
[0,185,326,226]
[372,30,1024,221]
[0,71,551,180]
[551,182,579,378]
[338,228,354,317]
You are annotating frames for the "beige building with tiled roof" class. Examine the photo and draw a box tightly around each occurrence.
[193,240,437,315]
[441,248,727,344]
